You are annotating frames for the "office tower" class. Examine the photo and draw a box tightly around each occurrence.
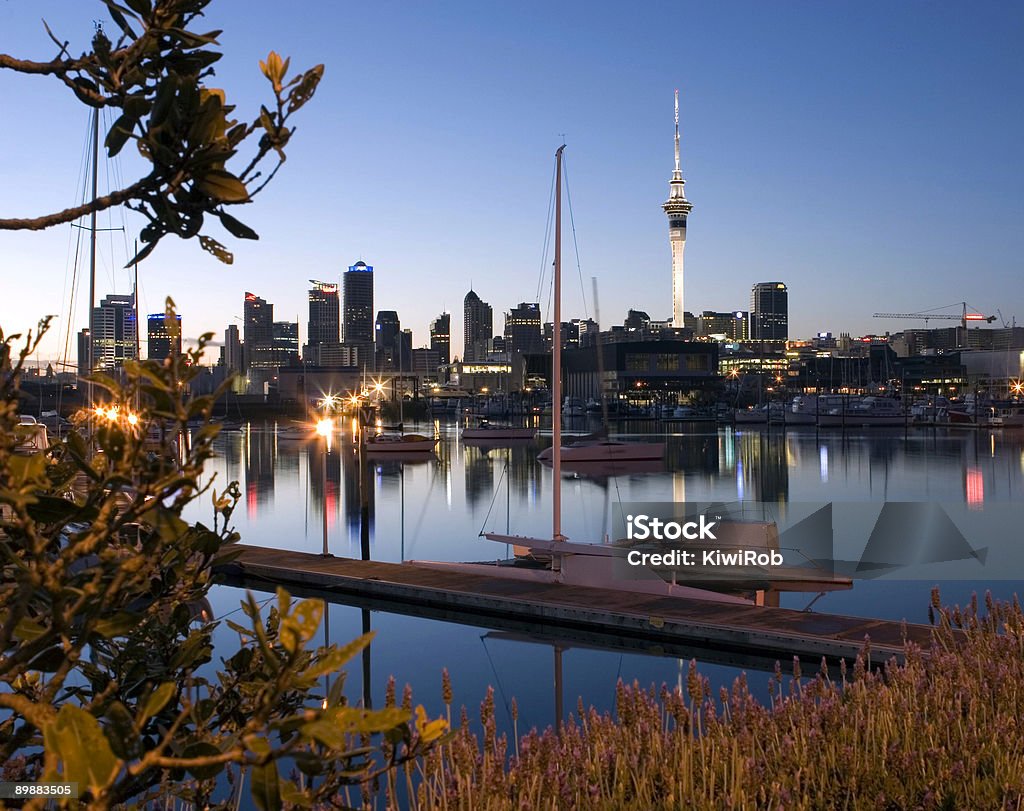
[271,321,300,367]
[308,280,340,346]
[505,302,544,355]
[463,289,492,362]
[91,293,137,371]
[662,90,694,327]
[750,282,789,342]
[223,324,242,372]
[77,328,91,380]
[242,292,272,371]
[375,310,401,370]
[343,261,374,345]
[430,312,451,365]
[147,313,182,360]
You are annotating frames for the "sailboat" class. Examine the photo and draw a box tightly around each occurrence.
[534,200,665,466]
[412,146,749,605]
[364,362,438,454]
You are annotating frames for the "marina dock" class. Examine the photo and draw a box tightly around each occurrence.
[216,545,938,663]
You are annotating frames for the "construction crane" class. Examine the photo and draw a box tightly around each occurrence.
[872,302,996,331]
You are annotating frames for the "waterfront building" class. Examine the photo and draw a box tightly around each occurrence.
[147,313,181,360]
[750,282,788,343]
[91,293,138,371]
[430,312,451,365]
[307,280,340,347]
[463,289,493,362]
[559,340,718,405]
[662,90,694,328]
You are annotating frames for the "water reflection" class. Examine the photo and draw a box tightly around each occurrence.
[199,422,1024,600]
[200,422,1024,738]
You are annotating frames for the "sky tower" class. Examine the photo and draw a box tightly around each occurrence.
[662,90,693,328]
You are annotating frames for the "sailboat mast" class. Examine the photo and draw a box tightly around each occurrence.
[552,145,565,542]
[87,107,99,407]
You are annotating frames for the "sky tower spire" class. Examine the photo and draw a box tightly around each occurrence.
[673,89,681,178]
[663,90,693,328]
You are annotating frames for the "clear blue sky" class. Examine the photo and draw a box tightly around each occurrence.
[2,1,1022,362]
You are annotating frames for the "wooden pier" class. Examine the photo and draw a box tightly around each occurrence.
[216,545,937,663]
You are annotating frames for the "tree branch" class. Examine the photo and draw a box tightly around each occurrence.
[0,179,154,231]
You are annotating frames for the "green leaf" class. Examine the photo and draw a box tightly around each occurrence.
[279,778,312,808]
[140,682,176,723]
[182,742,222,780]
[196,169,249,202]
[43,705,120,793]
[305,631,375,678]
[250,761,282,811]
[104,701,140,761]
[13,617,47,642]
[217,211,259,240]
[93,612,142,639]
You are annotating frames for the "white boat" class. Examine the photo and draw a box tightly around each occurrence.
[986,404,1024,428]
[733,406,768,424]
[14,415,49,455]
[786,395,847,425]
[363,433,437,453]
[461,419,536,441]
[818,396,905,427]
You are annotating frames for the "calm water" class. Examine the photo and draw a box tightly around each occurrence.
[189,419,1024,734]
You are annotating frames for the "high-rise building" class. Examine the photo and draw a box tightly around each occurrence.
[271,321,300,367]
[662,90,694,328]
[307,280,340,346]
[91,293,137,371]
[374,310,401,370]
[750,283,788,342]
[463,289,492,362]
[242,292,272,371]
[505,302,544,356]
[343,261,374,345]
[430,312,451,365]
[147,313,182,360]
[223,324,242,372]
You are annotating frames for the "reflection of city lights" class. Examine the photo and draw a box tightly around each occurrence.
[966,466,984,509]
[316,418,333,437]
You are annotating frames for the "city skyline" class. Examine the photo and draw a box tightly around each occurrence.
[1,1,1021,363]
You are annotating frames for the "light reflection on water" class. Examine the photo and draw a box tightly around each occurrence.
[191,420,1024,726]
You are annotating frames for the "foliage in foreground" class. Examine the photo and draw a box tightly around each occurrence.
[0,0,323,265]
[0,315,446,810]
[415,593,1024,810]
